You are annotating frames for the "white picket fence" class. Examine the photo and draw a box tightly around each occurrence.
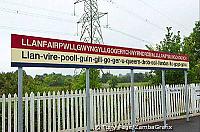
[0,84,200,132]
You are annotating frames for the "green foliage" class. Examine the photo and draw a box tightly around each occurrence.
[101,72,113,83]
[146,21,200,84]
[72,68,102,90]
[108,75,118,88]
[183,21,200,83]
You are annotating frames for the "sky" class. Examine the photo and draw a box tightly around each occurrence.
[0,0,199,76]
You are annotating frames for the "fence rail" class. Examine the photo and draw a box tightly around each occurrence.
[0,84,200,132]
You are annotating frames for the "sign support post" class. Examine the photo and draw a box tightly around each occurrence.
[131,69,136,132]
[162,70,167,126]
[86,68,90,132]
[18,67,23,132]
[184,70,189,121]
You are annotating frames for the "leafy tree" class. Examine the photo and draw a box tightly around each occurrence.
[146,27,184,85]
[146,21,200,84]
[72,68,102,90]
[101,72,113,83]
[108,75,118,88]
[183,21,200,83]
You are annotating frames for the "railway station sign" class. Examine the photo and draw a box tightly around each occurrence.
[195,87,200,100]
[11,34,189,70]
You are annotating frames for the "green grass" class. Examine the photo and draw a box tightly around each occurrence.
[101,82,151,88]
[117,82,150,87]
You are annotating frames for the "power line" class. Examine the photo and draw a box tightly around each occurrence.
[103,0,166,32]
[0,0,73,16]
[104,26,153,44]
[137,0,190,31]
[0,7,75,23]
[0,25,77,37]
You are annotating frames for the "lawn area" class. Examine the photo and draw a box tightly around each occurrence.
[101,82,151,88]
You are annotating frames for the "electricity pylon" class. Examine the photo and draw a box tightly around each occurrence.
[73,0,108,76]
[74,0,107,44]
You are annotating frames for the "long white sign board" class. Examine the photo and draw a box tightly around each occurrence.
[11,34,189,70]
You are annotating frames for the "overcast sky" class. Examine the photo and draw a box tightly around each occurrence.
[0,0,199,76]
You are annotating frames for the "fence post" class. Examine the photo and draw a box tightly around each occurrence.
[131,69,135,132]
[185,71,189,121]
[86,68,90,132]
[18,67,23,132]
[162,70,167,126]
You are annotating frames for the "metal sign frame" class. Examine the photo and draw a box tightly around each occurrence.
[12,34,190,132]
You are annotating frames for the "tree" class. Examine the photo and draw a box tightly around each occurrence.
[108,75,118,88]
[72,68,102,90]
[146,21,200,84]
[101,72,113,83]
[146,27,184,85]
[183,21,200,83]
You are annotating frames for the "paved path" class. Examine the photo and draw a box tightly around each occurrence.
[114,116,200,132]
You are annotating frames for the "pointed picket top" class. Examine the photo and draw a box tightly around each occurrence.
[8,93,11,98]
[48,91,51,96]
[83,89,86,96]
[37,92,40,97]
[75,90,78,95]
[25,92,28,97]
[30,92,34,96]
[100,88,102,94]
[2,94,6,100]
[14,93,17,98]
[43,92,46,96]
[52,91,56,97]
[57,91,60,96]
[66,90,69,95]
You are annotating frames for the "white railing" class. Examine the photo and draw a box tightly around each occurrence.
[0,84,200,132]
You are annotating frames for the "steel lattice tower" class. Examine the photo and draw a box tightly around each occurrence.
[74,0,107,44]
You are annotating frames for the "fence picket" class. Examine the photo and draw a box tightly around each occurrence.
[53,92,56,132]
[37,92,41,132]
[93,89,97,128]
[43,92,47,132]
[90,89,94,129]
[124,88,127,124]
[114,88,117,127]
[79,90,83,130]
[66,91,70,130]
[57,91,61,132]
[61,91,65,130]
[103,89,107,125]
[83,89,86,131]
[71,90,74,131]
[96,89,100,126]
[8,94,12,132]
[110,88,114,126]
[48,92,51,132]
[0,84,200,131]
[75,90,79,130]
[2,94,5,132]
[30,93,35,132]
[14,94,17,132]
[100,89,103,126]
[107,88,111,126]
[117,88,120,124]
[25,93,29,132]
